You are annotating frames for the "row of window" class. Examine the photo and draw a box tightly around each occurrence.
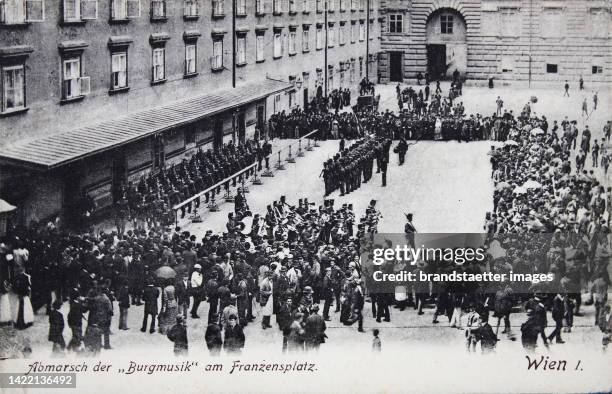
[387,9,610,38]
[281,56,369,109]
[0,22,373,114]
[388,13,454,34]
[0,0,377,24]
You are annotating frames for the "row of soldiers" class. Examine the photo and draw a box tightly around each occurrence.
[115,139,271,231]
[320,137,392,196]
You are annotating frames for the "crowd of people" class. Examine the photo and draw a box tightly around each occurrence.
[1,79,611,358]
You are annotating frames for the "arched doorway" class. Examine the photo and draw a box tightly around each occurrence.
[425,8,467,80]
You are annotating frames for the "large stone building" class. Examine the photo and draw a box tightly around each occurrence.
[378,0,611,84]
[0,0,380,225]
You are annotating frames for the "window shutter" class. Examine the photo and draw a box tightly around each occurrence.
[79,76,91,95]
[81,0,97,19]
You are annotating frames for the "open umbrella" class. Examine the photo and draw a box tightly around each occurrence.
[503,140,519,147]
[513,186,528,194]
[155,266,177,280]
[523,179,542,189]
[530,127,545,136]
[495,181,511,190]
[0,199,16,214]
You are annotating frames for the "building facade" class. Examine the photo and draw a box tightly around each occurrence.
[378,0,611,84]
[0,0,381,225]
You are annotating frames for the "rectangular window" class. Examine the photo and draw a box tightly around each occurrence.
[237,36,247,64]
[592,65,603,74]
[359,0,364,10]
[302,28,310,51]
[302,0,308,12]
[62,57,90,99]
[273,0,282,13]
[359,20,365,41]
[441,14,453,34]
[0,0,45,23]
[351,22,356,42]
[256,33,265,61]
[111,0,140,19]
[340,0,346,11]
[212,0,224,16]
[351,0,357,11]
[350,60,355,82]
[328,24,335,47]
[111,52,128,90]
[316,25,323,49]
[151,0,166,19]
[289,0,296,13]
[152,47,165,82]
[316,0,322,12]
[256,0,264,14]
[546,63,558,73]
[289,30,297,54]
[541,8,564,38]
[236,0,246,15]
[64,0,80,21]
[273,31,283,58]
[500,8,520,37]
[184,0,198,17]
[185,44,197,75]
[273,93,281,113]
[212,39,223,70]
[339,23,346,45]
[589,9,609,38]
[1,65,25,112]
[389,14,402,33]
[327,0,334,11]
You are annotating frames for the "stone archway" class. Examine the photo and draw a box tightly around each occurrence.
[425,8,467,80]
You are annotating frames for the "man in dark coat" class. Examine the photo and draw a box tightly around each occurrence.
[175,273,190,319]
[547,293,566,344]
[48,300,66,354]
[205,313,223,356]
[167,316,188,356]
[117,278,130,330]
[476,315,498,354]
[350,279,365,332]
[223,315,245,354]
[304,305,327,350]
[67,292,86,351]
[141,282,160,333]
[321,268,334,321]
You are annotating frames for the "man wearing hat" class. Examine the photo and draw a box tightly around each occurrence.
[404,213,416,249]
[223,314,245,354]
[205,314,223,356]
[167,315,188,356]
[304,304,327,350]
[321,267,334,321]
[141,280,160,333]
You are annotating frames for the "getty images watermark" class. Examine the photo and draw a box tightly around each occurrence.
[358,233,597,294]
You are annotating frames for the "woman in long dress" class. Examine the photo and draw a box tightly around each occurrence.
[159,283,178,335]
[0,279,12,326]
[12,267,34,330]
